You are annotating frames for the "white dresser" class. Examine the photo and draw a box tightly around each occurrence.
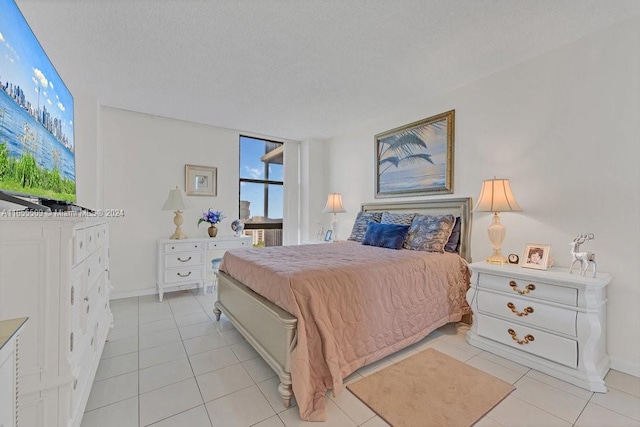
[466,262,611,392]
[0,217,112,427]
[0,317,28,427]
[157,236,251,301]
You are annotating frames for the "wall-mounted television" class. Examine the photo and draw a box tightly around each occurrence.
[0,0,76,210]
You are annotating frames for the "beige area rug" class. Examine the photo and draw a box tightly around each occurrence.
[347,348,515,427]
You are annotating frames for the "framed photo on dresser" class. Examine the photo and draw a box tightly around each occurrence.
[521,243,550,270]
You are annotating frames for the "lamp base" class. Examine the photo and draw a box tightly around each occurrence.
[169,210,188,240]
[486,252,508,264]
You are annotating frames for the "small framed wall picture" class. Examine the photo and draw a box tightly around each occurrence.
[185,164,217,196]
[324,230,333,242]
[521,243,550,270]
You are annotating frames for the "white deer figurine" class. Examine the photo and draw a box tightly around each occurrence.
[569,233,596,278]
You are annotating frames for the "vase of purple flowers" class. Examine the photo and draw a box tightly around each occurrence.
[197,209,225,237]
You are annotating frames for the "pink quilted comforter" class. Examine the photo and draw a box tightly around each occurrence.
[219,240,471,421]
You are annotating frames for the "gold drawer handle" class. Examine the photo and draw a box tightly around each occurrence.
[177,256,192,262]
[508,329,535,345]
[509,280,535,295]
[177,271,192,277]
[507,302,534,317]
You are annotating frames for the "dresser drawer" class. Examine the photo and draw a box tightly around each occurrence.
[207,239,250,250]
[476,313,578,368]
[478,272,577,306]
[73,229,88,265]
[476,290,577,336]
[164,252,204,268]
[164,267,203,284]
[164,242,205,253]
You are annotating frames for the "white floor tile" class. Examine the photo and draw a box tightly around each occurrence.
[139,318,177,335]
[230,340,260,362]
[139,341,187,369]
[278,397,357,426]
[424,339,482,362]
[257,377,294,413]
[575,402,640,427]
[139,378,203,426]
[465,354,524,384]
[139,328,182,350]
[525,369,594,400]
[242,355,278,382]
[329,388,376,425]
[189,346,240,376]
[606,369,640,398]
[220,328,247,345]
[476,350,531,375]
[488,396,572,427]
[147,405,212,427]
[206,385,276,427]
[139,304,174,323]
[94,352,138,381]
[473,416,506,427]
[196,363,254,402]
[179,321,220,340]
[81,396,138,427]
[139,357,194,394]
[174,311,211,327]
[253,415,286,427]
[183,332,228,356]
[590,387,640,421]
[101,335,138,359]
[354,357,393,377]
[85,371,138,412]
[512,376,588,423]
[359,416,391,427]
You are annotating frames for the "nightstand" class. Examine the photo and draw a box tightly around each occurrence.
[466,262,611,392]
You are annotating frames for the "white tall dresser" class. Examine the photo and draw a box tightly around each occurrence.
[0,216,112,427]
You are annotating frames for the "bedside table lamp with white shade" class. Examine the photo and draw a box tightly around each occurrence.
[162,186,189,239]
[473,178,522,264]
[323,193,346,241]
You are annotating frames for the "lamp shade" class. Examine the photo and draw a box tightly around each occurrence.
[162,186,187,211]
[473,179,522,213]
[322,193,346,213]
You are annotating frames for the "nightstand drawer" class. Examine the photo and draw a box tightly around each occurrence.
[207,239,250,250]
[476,313,578,368]
[164,242,205,253]
[164,267,203,284]
[164,252,204,268]
[477,290,577,336]
[478,272,577,306]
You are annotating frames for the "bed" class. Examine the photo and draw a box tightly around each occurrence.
[213,198,472,421]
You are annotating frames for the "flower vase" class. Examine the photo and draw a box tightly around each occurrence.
[207,225,218,238]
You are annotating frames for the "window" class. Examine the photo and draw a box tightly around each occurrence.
[239,136,284,247]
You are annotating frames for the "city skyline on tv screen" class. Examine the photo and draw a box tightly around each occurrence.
[0,0,76,202]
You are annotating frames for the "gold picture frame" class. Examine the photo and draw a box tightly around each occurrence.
[185,164,217,196]
[375,110,455,198]
[521,243,550,270]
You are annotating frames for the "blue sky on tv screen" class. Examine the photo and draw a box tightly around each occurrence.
[0,0,74,151]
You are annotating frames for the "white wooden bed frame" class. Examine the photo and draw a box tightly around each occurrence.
[213,197,472,408]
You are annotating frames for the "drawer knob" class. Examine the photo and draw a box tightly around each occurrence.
[508,329,535,345]
[177,256,192,262]
[177,271,192,277]
[509,281,535,295]
[507,302,534,317]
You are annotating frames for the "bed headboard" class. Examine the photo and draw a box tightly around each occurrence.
[361,197,472,263]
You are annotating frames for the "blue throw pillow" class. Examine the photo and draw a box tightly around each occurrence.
[444,216,461,253]
[362,222,410,250]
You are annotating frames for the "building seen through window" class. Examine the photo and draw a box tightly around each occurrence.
[239,136,283,247]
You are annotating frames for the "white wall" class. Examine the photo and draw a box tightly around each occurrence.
[100,107,299,298]
[318,16,640,375]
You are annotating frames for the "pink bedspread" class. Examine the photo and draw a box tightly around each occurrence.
[220,241,470,421]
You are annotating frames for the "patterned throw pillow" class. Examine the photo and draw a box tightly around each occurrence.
[348,211,383,242]
[404,214,456,253]
[380,212,415,226]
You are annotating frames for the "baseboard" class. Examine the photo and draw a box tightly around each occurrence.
[110,287,157,300]
[610,356,640,378]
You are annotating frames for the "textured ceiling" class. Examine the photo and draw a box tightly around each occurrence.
[15,0,640,141]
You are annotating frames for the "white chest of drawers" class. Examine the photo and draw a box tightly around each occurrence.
[157,236,251,301]
[0,217,111,427]
[0,317,27,427]
[466,262,611,392]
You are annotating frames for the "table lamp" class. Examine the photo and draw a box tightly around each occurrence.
[323,193,346,241]
[162,186,188,239]
[473,178,522,264]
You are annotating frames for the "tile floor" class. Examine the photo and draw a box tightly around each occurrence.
[81,290,640,426]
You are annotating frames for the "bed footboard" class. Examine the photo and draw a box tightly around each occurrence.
[213,271,297,408]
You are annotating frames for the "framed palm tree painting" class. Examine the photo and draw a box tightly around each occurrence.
[375,110,455,198]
